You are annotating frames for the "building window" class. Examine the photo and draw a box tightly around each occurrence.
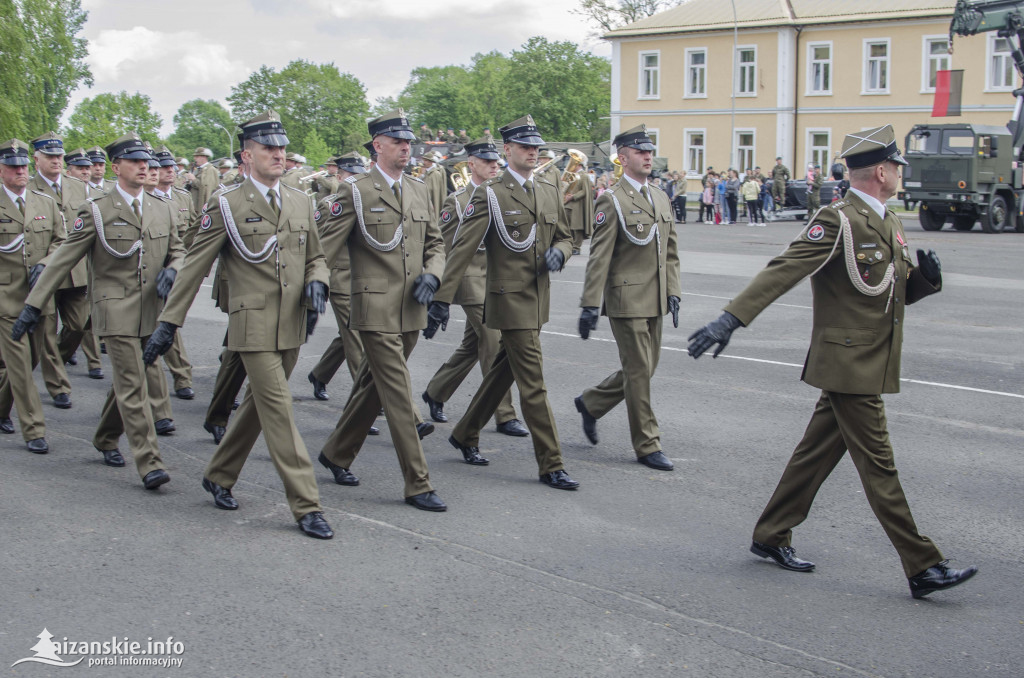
[807,130,831,170]
[646,129,660,156]
[735,130,755,172]
[807,42,832,95]
[639,51,660,99]
[736,47,757,96]
[684,129,706,175]
[863,39,890,94]
[686,48,707,98]
[923,36,950,92]
[989,36,1015,90]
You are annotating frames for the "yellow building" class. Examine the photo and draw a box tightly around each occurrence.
[605,0,1016,187]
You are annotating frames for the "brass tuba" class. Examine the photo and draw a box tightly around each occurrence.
[611,157,624,184]
[562,149,588,193]
[450,161,471,190]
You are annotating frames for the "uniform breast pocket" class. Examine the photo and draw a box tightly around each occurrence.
[228,293,267,348]
[288,220,309,252]
[368,215,399,245]
[242,221,277,253]
[31,218,52,233]
[93,285,125,333]
[105,232,140,256]
[0,271,12,285]
[409,209,429,243]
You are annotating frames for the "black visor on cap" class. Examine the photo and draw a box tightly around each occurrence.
[155,153,177,167]
[0,149,29,166]
[502,127,545,147]
[33,138,64,155]
[339,162,366,174]
[66,154,92,167]
[614,130,655,152]
[242,120,289,148]
[88,154,106,164]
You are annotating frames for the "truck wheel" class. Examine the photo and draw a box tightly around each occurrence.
[919,205,945,231]
[983,195,1008,233]
[952,215,975,231]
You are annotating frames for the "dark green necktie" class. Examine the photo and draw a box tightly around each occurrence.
[15,196,24,216]
[131,198,142,225]
[392,181,402,205]
[267,189,280,216]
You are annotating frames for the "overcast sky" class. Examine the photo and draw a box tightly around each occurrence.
[66,0,610,136]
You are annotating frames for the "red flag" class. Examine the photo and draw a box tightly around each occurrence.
[932,70,963,117]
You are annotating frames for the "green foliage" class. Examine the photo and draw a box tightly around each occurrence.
[63,91,163,150]
[301,130,331,168]
[167,99,235,159]
[573,0,682,35]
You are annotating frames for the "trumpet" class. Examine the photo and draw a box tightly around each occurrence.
[299,170,328,184]
[534,152,566,176]
[450,161,471,190]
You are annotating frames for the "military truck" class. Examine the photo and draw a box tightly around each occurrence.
[901,123,1024,232]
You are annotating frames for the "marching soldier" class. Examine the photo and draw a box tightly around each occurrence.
[687,125,978,598]
[421,137,527,438]
[425,115,579,490]
[173,157,189,190]
[87,146,114,193]
[144,111,334,539]
[771,157,790,209]
[63,149,92,182]
[187,147,219,212]
[0,139,64,453]
[575,125,681,472]
[806,163,822,221]
[316,109,448,512]
[420,150,447,214]
[14,133,185,488]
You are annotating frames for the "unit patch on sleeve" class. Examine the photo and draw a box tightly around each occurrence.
[806,224,825,241]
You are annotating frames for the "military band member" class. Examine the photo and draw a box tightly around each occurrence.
[316,109,448,512]
[280,152,307,190]
[420,150,447,214]
[564,161,594,255]
[575,125,681,472]
[771,157,790,209]
[421,137,527,437]
[312,156,339,203]
[187,147,219,213]
[144,110,334,539]
[687,125,978,598]
[14,133,185,488]
[425,115,579,490]
[0,139,64,453]
[64,148,92,182]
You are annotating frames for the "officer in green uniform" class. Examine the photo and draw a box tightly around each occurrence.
[188,147,219,212]
[564,161,593,255]
[144,110,334,540]
[420,149,447,214]
[687,125,978,599]
[315,109,445,511]
[421,137,527,437]
[425,115,579,490]
[15,133,185,486]
[87,147,110,194]
[770,157,790,209]
[419,124,434,142]
[575,125,681,471]
[0,139,64,453]
[63,148,93,182]
[806,163,822,220]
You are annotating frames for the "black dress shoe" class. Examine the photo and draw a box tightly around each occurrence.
[0,417,13,434]
[448,435,489,465]
[202,477,239,510]
[232,399,240,410]
[422,391,447,422]
[308,372,329,400]
[88,368,104,379]
[297,511,334,539]
[175,386,195,400]
[496,419,529,437]
[66,352,78,366]
[405,491,447,512]
[908,561,978,599]
[143,469,170,490]
[638,451,674,471]
[750,541,815,572]
[203,421,226,444]
[154,418,176,435]
[368,425,380,436]
[96,446,125,467]
[318,452,360,486]
[26,438,48,454]
[417,421,434,439]
[52,393,71,409]
[540,470,580,490]
[574,395,598,444]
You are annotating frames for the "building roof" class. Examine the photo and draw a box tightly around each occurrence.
[604,0,957,38]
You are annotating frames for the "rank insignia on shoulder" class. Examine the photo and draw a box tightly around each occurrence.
[314,209,322,222]
[73,218,84,231]
[832,201,847,208]
[440,210,452,223]
[464,203,475,217]
[200,214,213,230]
[245,217,262,223]
[806,224,825,241]
[595,211,606,225]
[331,202,343,216]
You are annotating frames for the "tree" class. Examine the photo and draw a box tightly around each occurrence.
[301,130,331,168]
[167,99,234,159]
[573,0,683,35]
[63,91,163,151]
[0,0,31,137]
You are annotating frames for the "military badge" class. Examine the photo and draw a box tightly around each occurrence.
[314,209,322,223]
[464,203,475,217]
[806,224,825,241]
[330,201,342,217]
[72,217,84,231]
[200,214,213,230]
[440,210,451,223]
[201,202,209,213]
[33,215,46,220]
[595,211,606,225]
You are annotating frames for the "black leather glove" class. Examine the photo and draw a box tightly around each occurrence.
[304,281,328,314]
[27,264,44,290]
[155,267,177,300]
[11,304,41,340]
[412,273,439,306]
[687,311,743,359]
[916,248,941,287]
[578,307,599,339]
[142,321,178,364]
[423,301,449,339]
[668,295,680,328]
[544,247,564,273]
[306,308,319,336]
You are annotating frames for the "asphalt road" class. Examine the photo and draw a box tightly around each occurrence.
[2,212,1021,677]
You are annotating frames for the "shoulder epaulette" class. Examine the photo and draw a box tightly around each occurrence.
[64,175,87,187]
[172,186,189,197]
[345,174,361,185]
[147,190,171,202]
[452,185,467,197]
[282,183,307,195]
[29,188,55,202]
[407,175,425,184]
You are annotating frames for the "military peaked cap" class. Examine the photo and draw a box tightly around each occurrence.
[368,109,416,140]
[239,109,289,147]
[614,125,656,152]
[499,115,544,146]
[31,132,64,155]
[106,133,151,161]
[88,146,108,164]
[65,148,93,166]
[466,137,500,161]
[840,125,908,169]
[0,139,31,166]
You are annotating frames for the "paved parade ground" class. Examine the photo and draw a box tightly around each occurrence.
[2,215,1021,677]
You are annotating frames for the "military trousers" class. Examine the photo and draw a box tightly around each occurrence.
[310,292,363,385]
[752,390,944,578]
[571,229,585,251]
[425,304,517,425]
[452,328,564,475]
[58,312,102,371]
[0,315,49,441]
[205,342,246,428]
[772,181,786,206]
[806,192,821,220]
[92,335,168,479]
[205,348,321,520]
[321,331,432,498]
[581,315,663,456]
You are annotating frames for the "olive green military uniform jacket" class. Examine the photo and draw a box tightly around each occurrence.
[314,193,353,298]
[26,188,186,338]
[771,165,790,183]
[438,183,486,306]
[581,179,681,317]
[0,189,64,316]
[565,175,595,236]
[160,177,329,352]
[424,165,447,216]
[29,173,90,288]
[315,174,339,204]
[435,169,573,330]
[317,166,445,333]
[154,187,195,248]
[723,192,939,395]
[189,161,220,213]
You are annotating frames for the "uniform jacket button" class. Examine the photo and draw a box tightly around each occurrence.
[844,338,851,345]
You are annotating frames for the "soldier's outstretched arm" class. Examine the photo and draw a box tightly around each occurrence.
[158,200,229,329]
[434,190,488,306]
[25,203,96,311]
